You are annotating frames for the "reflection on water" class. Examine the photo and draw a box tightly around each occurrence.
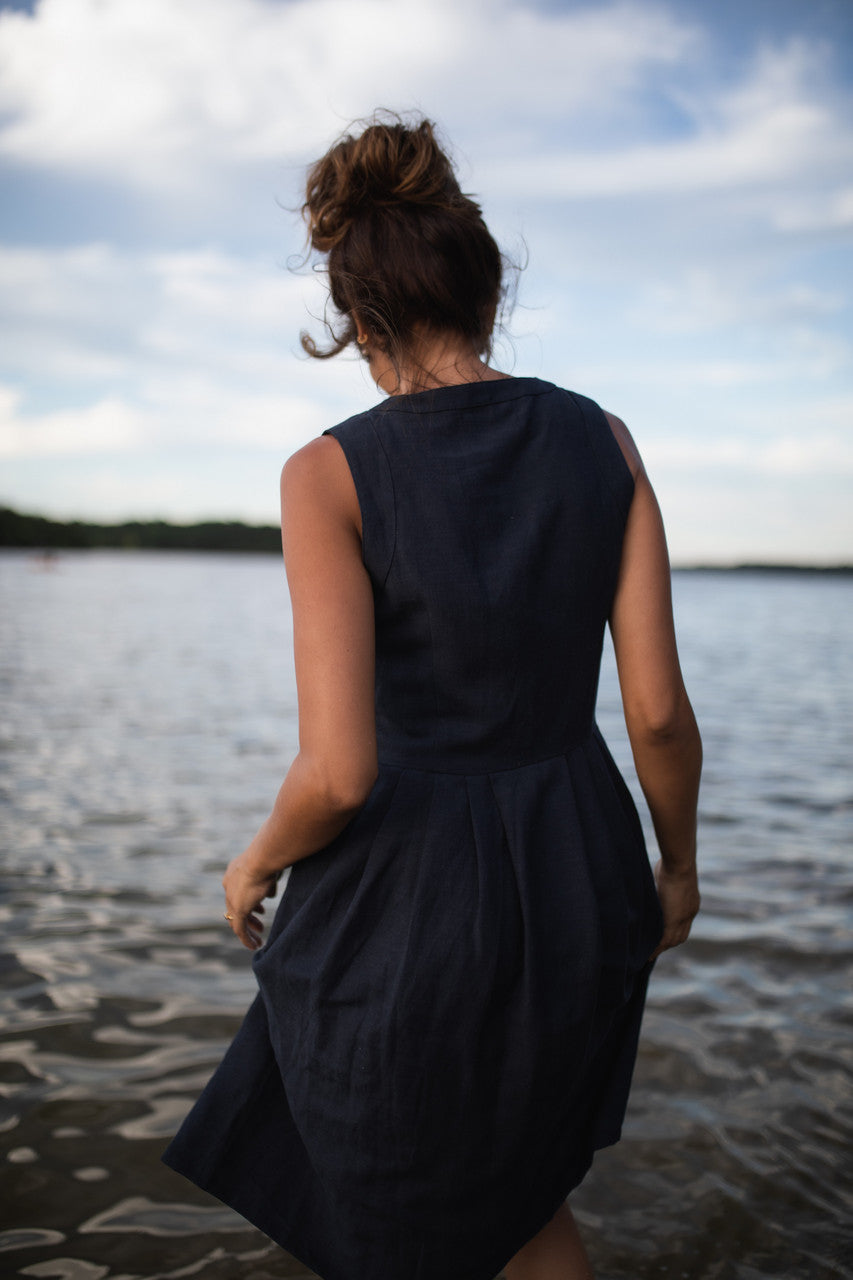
[1,553,851,1279]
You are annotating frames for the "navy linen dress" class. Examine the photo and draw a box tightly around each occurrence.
[163,377,664,1280]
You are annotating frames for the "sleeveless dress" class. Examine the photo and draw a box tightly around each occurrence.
[163,377,664,1280]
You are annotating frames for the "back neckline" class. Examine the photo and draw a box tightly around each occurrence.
[381,376,555,414]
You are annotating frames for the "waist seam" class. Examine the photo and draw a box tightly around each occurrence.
[377,727,599,777]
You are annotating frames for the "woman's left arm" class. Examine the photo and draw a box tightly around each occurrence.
[223,435,378,950]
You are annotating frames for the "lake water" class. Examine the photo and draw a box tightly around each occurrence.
[1,552,851,1280]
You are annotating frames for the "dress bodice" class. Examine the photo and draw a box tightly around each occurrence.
[326,377,634,773]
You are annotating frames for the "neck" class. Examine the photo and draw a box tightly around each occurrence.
[371,331,507,396]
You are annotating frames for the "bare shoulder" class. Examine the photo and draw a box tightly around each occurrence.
[281,434,348,490]
[281,435,359,521]
[603,410,644,480]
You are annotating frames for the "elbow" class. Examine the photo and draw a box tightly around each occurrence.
[626,687,700,749]
[302,754,378,816]
[327,769,378,815]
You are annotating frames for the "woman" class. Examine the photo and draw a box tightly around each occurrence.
[164,114,701,1280]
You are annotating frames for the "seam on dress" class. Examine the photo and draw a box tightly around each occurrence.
[377,728,597,778]
[368,415,399,588]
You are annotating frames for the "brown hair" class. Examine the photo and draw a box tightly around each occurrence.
[300,113,504,366]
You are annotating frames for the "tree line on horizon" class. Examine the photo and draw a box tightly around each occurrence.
[0,505,282,553]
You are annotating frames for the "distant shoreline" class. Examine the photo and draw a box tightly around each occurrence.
[674,563,852,575]
[1,505,849,572]
[0,505,282,554]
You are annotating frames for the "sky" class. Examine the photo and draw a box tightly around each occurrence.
[0,0,851,564]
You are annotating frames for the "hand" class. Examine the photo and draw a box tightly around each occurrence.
[222,851,280,951]
[649,861,700,961]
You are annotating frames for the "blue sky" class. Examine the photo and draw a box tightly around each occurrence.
[0,0,851,563]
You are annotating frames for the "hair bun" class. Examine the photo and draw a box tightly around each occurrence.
[300,111,505,365]
[304,115,462,252]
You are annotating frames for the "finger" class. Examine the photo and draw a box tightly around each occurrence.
[224,907,253,949]
[245,911,266,943]
[235,918,260,950]
[650,931,676,960]
[231,899,265,923]
[650,920,693,959]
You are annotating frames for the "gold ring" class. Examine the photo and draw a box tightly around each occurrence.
[223,913,233,921]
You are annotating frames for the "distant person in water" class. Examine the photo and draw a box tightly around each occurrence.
[164,112,702,1280]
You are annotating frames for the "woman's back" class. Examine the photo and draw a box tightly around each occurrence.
[329,377,633,772]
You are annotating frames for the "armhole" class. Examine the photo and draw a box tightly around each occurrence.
[322,419,397,588]
[566,390,635,519]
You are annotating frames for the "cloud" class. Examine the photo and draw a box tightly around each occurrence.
[0,242,377,463]
[629,270,845,336]
[0,0,698,194]
[0,373,340,460]
[643,421,853,479]
[0,240,336,385]
[1,2,849,230]
[482,38,852,200]
[0,383,147,456]
[771,186,853,233]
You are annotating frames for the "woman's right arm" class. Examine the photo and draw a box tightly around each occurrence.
[605,412,702,960]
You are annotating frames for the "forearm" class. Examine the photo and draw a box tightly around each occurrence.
[628,700,702,875]
[223,751,375,950]
[242,751,374,878]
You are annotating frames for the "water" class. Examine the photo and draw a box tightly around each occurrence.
[1,552,851,1280]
